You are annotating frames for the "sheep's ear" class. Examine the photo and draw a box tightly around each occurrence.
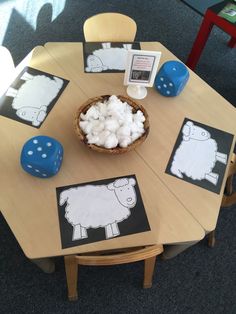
[182,124,190,136]
[107,183,115,191]
[186,121,193,127]
[129,178,136,186]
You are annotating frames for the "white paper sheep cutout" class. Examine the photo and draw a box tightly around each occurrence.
[85,43,132,72]
[6,72,63,126]
[59,177,137,240]
[170,121,228,185]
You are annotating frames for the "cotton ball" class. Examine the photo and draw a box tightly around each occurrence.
[79,120,88,132]
[130,122,140,133]
[98,102,107,117]
[133,110,145,123]
[97,130,111,146]
[119,136,132,148]
[80,113,87,121]
[131,132,142,142]
[83,121,94,134]
[104,133,119,149]
[123,112,133,124]
[104,118,120,132]
[86,106,100,120]
[125,104,133,113]
[86,133,99,144]
[117,125,131,137]
[92,121,105,134]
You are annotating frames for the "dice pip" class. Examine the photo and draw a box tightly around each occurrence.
[154,60,189,97]
[20,135,63,178]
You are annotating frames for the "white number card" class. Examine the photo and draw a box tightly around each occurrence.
[124,49,161,99]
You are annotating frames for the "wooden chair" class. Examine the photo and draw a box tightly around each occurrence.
[208,153,236,247]
[83,13,137,42]
[64,244,163,301]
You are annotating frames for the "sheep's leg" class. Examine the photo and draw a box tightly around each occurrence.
[105,223,120,239]
[102,42,111,49]
[72,224,88,241]
[20,72,33,81]
[123,44,132,50]
[216,152,227,164]
[205,172,219,185]
[6,87,18,97]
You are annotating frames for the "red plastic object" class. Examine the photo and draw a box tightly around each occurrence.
[186,8,236,70]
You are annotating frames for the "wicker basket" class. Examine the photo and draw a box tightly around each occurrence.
[74,95,150,154]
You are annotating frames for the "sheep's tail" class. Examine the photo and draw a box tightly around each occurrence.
[59,190,69,206]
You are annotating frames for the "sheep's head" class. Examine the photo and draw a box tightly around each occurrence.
[86,55,108,72]
[182,121,210,141]
[107,178,137,208]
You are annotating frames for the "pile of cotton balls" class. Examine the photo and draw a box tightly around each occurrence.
[79,95,146,149]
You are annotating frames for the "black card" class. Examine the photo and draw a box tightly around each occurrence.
[56,174,150,249]
[165,118,234,194]
[83,42,141,73]
[0,66,69,128]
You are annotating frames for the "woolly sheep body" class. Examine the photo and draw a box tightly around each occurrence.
[11,75,63,110]
[92,47,129,70]
[61,185,130,228]
[170,121,227,185]
[171,139,217,180]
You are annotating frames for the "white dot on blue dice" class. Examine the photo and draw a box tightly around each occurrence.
[35,169,40,172]
[27,164,32,168]
[160,77,164,81]
[42,174,47,177]
[60,157,62,160]
[37,147,42,151]
[166,90,170,95]
[42,154,47,158]
[163,84,167,88]
[157,85,161,89]
[33,139,38,144]
[27,151,33,155]
[173,67,176,71]
[169,83,173,87]
[46,142,52,147]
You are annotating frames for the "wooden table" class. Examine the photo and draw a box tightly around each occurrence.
[0,46,204,258]
[1,41,234,298]
[45,42,236,234]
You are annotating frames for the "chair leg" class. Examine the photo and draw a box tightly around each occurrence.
[143,256,156,288]
[228,37,236,48]
[64,255,78,301]
[186,10,214,70]
[208,230,216,248]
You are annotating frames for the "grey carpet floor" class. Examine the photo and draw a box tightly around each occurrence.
[0,0,236,313]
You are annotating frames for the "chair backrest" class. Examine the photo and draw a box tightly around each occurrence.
[83,13,137,42]
[0,46,15,96]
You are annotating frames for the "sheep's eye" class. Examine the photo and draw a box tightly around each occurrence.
[120,189,122,192]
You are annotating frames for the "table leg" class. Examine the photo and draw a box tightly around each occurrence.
[228,37,236,49]
[208,230,216,248]
[64,255,78,301]
[186,10,214,70]
[143,256,156,288]
[161,240,199,260]
[31,258,55,273]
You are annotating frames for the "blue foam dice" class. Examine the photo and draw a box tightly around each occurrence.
[20,135,63,178]
[154,60,189,97]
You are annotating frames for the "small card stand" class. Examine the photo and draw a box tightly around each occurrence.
[124,49,162,100]
[127,85,147,99]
